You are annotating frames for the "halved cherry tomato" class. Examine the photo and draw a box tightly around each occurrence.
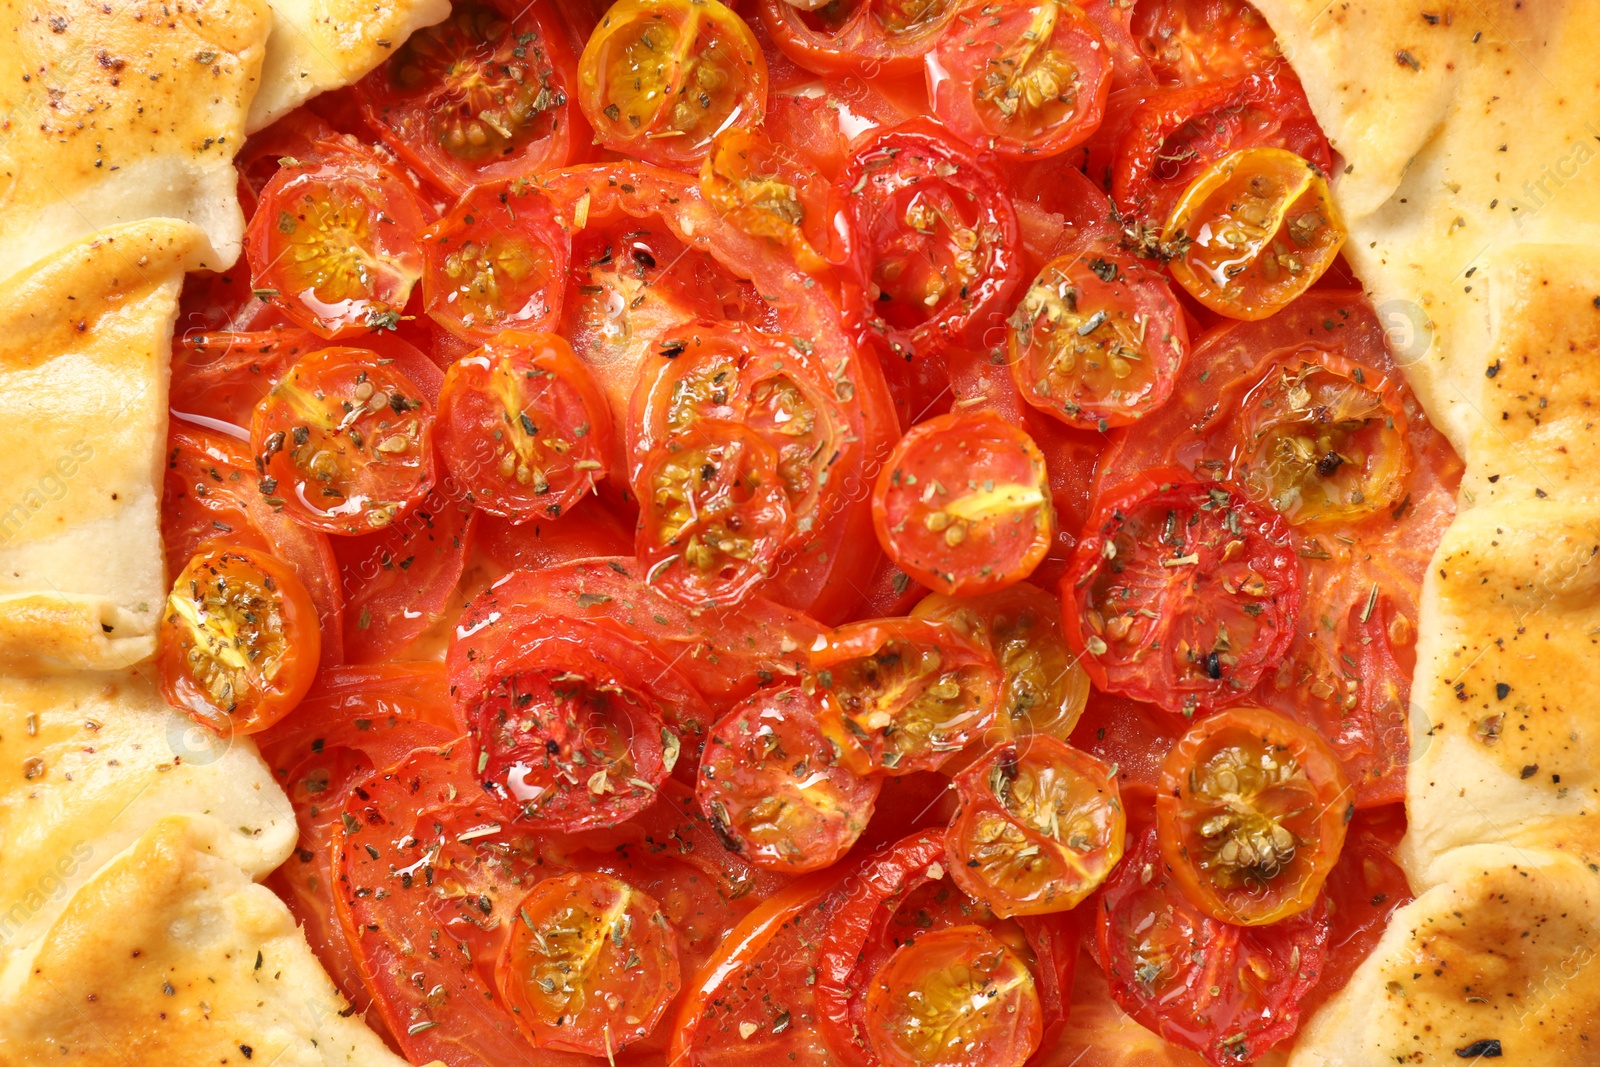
[1097,826,1329,1065]
[697,686,880,873]
[1061,472,1301,717]
[158,545,320,735]
[913,585,1090,743]
[436,331,614,522]
[1165,147,1346,320]
[356,1,585,193]
[332,474,477,663]
[455,615,702,832]
[577,0,768,169]
[163,422,345,666]
[497,872,682,1056]
[813,618,1003,776]
[872,409,1054,596]
[1108,62,1332,224]
[839,120,1022,360]
[946,736,1125,916]
[756,0,959,78]
[637,418,793,607]
[251,346,437,535]
[700,125,843,272]
[926,0,1112,159]
[1157,705,1350,926]
[1226,347,1412,527]
[420,181,571,343]
[1128,0,1280,87]
[1046,932,1210,1067]
[243,148,429,338]
[1007,247,1190,429]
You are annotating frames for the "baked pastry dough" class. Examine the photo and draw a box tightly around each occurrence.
[0,219,211,671]
[0,0,270,279]
[1249,0,1600,1061]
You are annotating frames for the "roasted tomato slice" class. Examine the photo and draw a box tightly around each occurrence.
[912,584,1090,743]
[946,736,1125,916]
[1109,62,1332,224]
[926,0,1112,159]
[1157,706,1350,925]
[813,617,1003,776]
[455,615,704,832]
[872,409,1055,597]
[437,331,614,522]
[420,180,571,343]
[1308,805,1412,1013]
[866,924,1043,1067]
[756,0,959,77]
[839,120,1021,360]
[700,125,843,272]
[636,417,793,607]
[252,346,437,534]
[158,545,320,735]
[1007,247,1190,430]
[1061,472,1301,717]
[243,147,428,338]
[1128,0,1281,87]
[577,0,768,168]
[355,1,584,193]
[497,872,682,1056]
[1097,826,1329,1065]
[1165,147,1346,320]
[171,326,323,429]
[1226,348,1412,527]
[697,686,880,873]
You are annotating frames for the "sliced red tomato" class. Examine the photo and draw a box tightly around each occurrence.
[1061,472,1302,717]
[163,421,345,665]
[251,346,437,535]
[1108,62,1332,224]
[243,146,429,338]
[1157,706,1350,926]
[577,0,768,168]
[333,473,477,663]
[158,544,320,735]
[839,120,1022,360]
[497,872,682,1056]
[454,615,704,832]
[436,331,613,522]
[421,181,571,343]
[449,558,824,713]
[697,686,880,873]
[636,418,793,607]
[1096,826,1330,1065]
[1040,948,1210,1067]
[475,503,634,573]
[1007,246,1190,429]
[700,125,844,273]
[1165,147,1346,321]
[872,409,1054,597]
[1129,0,1281,87]
[946,736,1126,916]
[1307,805,1412,1013]
[812,618,1003,776]
[1068,691,1184,809]
[355,1,586,194]
[926,0,1112,159]
[171,326,322,429]
[756,0,959,78]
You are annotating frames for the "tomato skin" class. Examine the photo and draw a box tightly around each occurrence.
[1128,0,1281,88]
[355,0,586,194]
[251,346,438,536]
[838,120,1022,361]
[421,182,572,344]
[755,0,959,78]
[1096,826,1330,1065]
[243,148,429,339]
[700,125,846,273]
[158,545,321,736]
[813,618,1003,776]
[1061,471,1302,717]
[697,686,880,873]
[872,409,1055,597]
[926,0,1113,160]
[946,736,1126,917]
